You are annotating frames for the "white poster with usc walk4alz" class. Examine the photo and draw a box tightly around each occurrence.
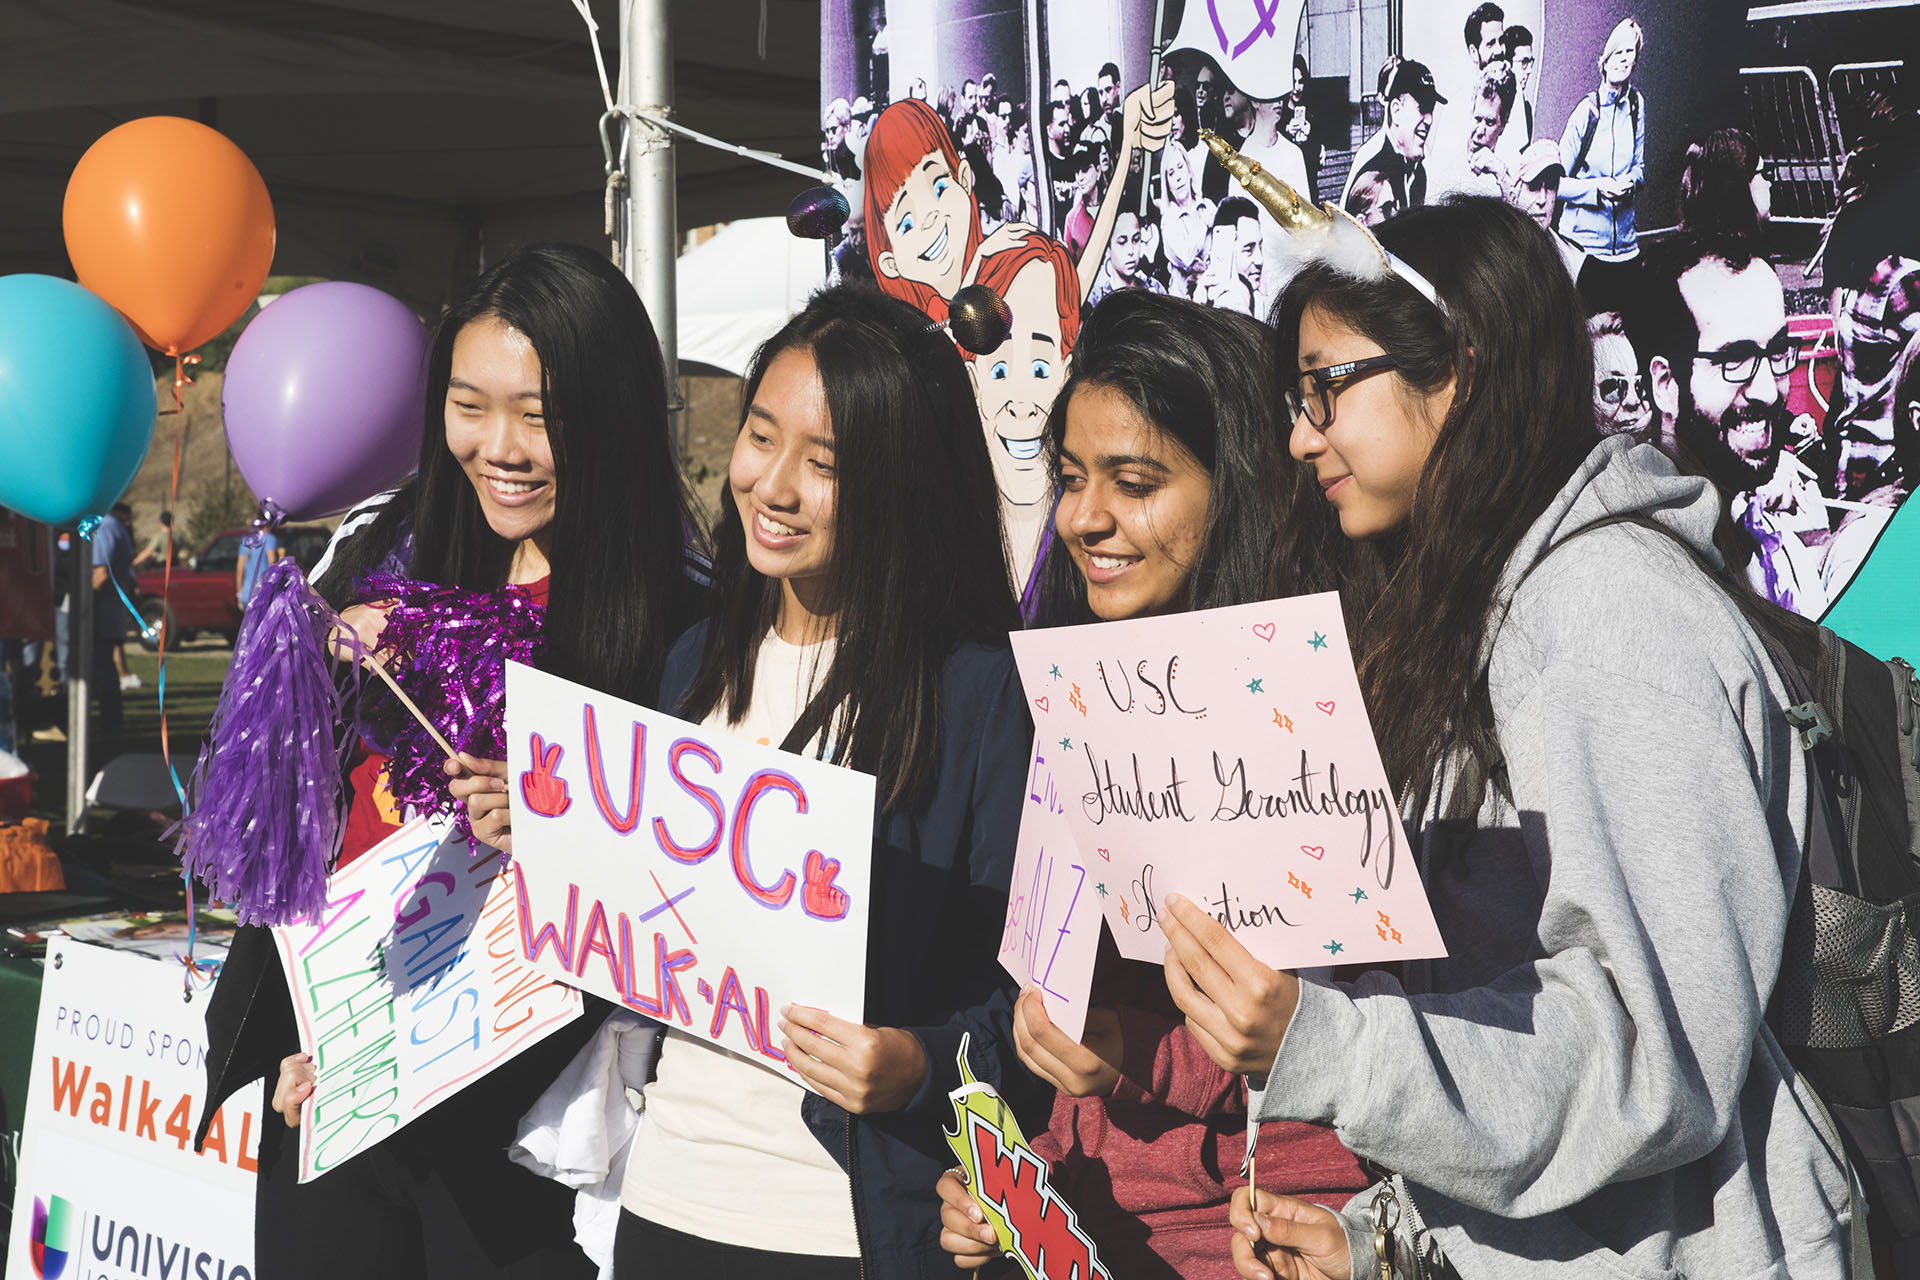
[5,941,259,1280]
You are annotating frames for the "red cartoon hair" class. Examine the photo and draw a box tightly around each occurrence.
[964,234,1082,360]
[863,99,985,323]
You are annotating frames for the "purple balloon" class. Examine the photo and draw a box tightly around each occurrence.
[224,281,429,521]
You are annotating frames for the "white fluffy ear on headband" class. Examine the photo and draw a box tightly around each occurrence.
[1202,129,1447,317]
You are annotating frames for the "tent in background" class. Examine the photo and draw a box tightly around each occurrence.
[678,219,827,378]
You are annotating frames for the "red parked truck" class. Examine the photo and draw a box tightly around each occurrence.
[132,525,331,648]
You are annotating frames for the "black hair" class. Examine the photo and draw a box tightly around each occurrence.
[315,243,700,708]
[680,285,1017,811]
[1679,127,1764,242]
[1098,62,1121,85]
[1031,292,1339,626]
[1215,196,1258,228]
[1502,23,1534,54]
[1269,197,1597,802]
[1465,1,1504,49]
[1293,54,1310,78]
[1071,147,1103,177]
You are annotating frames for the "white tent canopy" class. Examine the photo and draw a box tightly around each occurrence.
[677,217,826,377]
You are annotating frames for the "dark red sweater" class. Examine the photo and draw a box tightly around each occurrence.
[1031,956,1368,1280]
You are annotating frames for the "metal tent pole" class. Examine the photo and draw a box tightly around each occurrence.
[66,535,91,834]
[621,0,682,451]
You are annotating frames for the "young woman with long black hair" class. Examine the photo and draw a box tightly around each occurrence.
[515,284,1045,1278]
[936,291,1366,1280]
[1152,198,1856,1278]
[197,242,704,1279]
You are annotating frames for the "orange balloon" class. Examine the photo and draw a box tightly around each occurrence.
[63,116,276,356]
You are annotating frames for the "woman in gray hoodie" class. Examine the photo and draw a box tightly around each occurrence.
[1156,197,1858,1278]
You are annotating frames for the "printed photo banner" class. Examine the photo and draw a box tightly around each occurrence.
[999,736,1103,1043]
[4,941,258,1280]
[946,1034,1111,1280]
[274,817,583,1182]
[504,662,877,1079]
[1008,593,1445,970]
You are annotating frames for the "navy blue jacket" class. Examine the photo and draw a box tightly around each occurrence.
[658,622,1049,1278]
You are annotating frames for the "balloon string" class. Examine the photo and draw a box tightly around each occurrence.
[158,352,200,417]
[152,361,205,981]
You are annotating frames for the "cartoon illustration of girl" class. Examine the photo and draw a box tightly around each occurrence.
[865,84,1173,324]
[963,234,1083,607]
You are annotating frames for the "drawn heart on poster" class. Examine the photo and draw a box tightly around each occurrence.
[1252,623,1276,642]
[1034,697,1050,714]
[1300,845,1325,860]
[1097,847,1111,861]
[1315,701,1336,716]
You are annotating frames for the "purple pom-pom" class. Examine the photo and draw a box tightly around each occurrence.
[176,559,355,926]
[358,574,545,842]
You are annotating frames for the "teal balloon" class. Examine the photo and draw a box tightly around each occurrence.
[0,274,156,527]
[1821,497,1919,662]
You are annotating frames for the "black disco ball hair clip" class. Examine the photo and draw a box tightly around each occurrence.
[786,185,850,240]
[947,284,1012,355]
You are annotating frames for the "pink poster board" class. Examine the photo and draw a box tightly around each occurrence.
[998,737,1104,1042]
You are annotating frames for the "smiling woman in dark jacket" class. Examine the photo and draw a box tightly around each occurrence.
[461,285,1046,1279]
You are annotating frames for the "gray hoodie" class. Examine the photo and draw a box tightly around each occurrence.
[1249,436,1855,1278]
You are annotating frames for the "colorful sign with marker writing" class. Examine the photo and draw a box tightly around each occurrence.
[999,737,1103,1042]
[274,817,583,1182]
[504,661,876,1078]
[1008,593,1445,969]
[945,1034,1111,1280]
[3,941,258,1280]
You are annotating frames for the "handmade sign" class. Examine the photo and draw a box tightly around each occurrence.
[1008,593,1445,970]
[945,1035,1111,1280]
[999,737,1103,1042]
[274,817,582,1181]
[3,941,258,1280]
[504,662,876,1077]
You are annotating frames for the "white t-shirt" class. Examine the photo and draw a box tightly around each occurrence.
[621,630,861,1256]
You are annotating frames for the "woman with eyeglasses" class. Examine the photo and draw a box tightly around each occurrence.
[1151,198,1855,1279]
[1588,311,1653,439]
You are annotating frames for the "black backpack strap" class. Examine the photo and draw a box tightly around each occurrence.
[1557,92,1603,230]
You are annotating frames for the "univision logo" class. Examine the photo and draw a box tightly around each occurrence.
[31,1194,78,1280]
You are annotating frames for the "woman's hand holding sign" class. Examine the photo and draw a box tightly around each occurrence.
[778,1005,929,1114]
[1012,988,1124,1097]
[448,754,511,851]
[1161,894,1300,1076]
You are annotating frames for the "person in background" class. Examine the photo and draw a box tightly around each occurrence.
[1457,61,1518,199]
[131,508,173,570]
[1590,310,1653,439]
[1502,24,1538,143]
[90,503,135,730]
[1464,2,1506,71]
[1343,60,1444,212]
[1158,142,1217,298]
[1559,17,1647,310]
[1198,196,1264,316]
[1086,200,1167,305]
[938,291,1366,1280]
[1629,235,1831,613]
[1062,146,1104,259]
[1679,127,1772,244]
[103,501,143,691]
[234,525,285,612]
[823,98,860,180]
[1097,61,1125,162]
[1344,171,1398,228]
[1283,54,1320,196]
[1508,140,1586,279]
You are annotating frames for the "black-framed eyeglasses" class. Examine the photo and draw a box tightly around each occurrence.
[1284,355,1400,428]
[1597,374,1647,406]
[1694,335,1799,385]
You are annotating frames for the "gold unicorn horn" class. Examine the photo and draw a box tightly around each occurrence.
[1200,129,1331,234]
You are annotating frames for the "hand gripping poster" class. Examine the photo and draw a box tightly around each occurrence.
[825,0,1916,659]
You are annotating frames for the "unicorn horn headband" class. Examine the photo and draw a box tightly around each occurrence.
[1200,130,1446,314]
